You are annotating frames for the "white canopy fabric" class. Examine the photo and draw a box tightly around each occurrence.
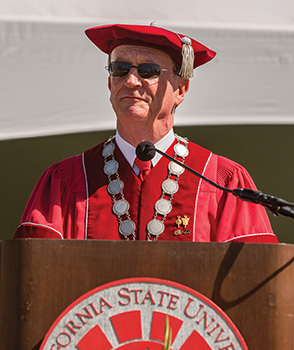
[1,0,294,140]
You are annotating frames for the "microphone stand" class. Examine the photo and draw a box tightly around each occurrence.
[153,147,294,220]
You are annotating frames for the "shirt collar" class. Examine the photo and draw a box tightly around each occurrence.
[115,129,175,169]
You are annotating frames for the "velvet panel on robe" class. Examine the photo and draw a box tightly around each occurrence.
[14,139,278,243]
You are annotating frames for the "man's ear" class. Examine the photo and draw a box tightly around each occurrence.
[175,78,190,107]
[180,78,190,95]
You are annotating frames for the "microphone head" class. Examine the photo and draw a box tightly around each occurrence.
[136,141,156,161]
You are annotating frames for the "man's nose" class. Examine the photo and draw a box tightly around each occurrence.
[124,68,142,87]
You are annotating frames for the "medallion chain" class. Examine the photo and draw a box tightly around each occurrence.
[102,134,189,240]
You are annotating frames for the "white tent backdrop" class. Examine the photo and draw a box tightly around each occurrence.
[1,0,294,140]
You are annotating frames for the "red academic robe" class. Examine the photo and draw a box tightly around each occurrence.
[14,139,278,243]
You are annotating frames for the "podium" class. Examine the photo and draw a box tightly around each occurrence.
[0,239,293,349]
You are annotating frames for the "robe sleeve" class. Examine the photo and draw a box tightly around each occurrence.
[14,155,86,239]
[212,155,278,243]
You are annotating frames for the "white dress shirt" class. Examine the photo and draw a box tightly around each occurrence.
[115,129,175,175]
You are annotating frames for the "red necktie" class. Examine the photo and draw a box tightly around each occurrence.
[134,157,152,181]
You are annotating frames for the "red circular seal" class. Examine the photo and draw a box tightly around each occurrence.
[40,278,248,349]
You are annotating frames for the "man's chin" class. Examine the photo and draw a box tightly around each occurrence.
[118,107,149,120]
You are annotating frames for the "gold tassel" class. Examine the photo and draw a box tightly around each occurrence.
[179,37,194,79]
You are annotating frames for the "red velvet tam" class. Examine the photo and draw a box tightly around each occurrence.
[85,23,216,78]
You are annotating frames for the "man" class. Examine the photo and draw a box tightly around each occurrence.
[14,23,278,243]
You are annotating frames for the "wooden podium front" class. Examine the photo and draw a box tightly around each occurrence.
[0,240,293,349]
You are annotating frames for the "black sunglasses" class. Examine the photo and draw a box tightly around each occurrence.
[106,61,168,79]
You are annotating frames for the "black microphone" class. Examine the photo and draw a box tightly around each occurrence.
[135,141,294,219]
[136,141,156,161]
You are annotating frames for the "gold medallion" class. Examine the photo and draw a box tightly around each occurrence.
[175,215,182,227]
[182,215,190,229]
